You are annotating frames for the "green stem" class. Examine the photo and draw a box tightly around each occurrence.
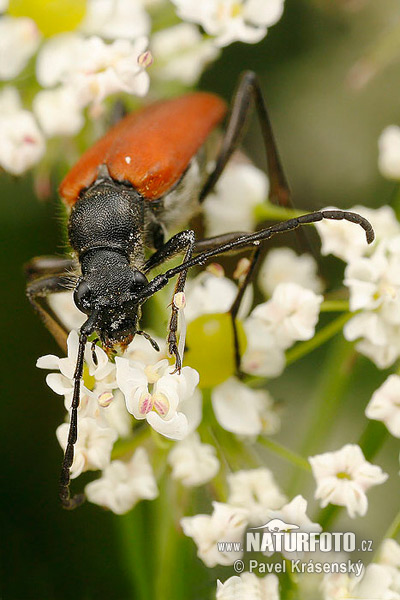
[285,312,353,366]
[254,201,303,223]
[116,506,153,600]
[320,300,349,313]
[358,420,388,461]
[257,436,311,472]
[383,508,400,541]
[289,336,355,496]
[316,505,341,530]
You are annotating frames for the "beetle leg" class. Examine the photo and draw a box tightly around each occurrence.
[199,71,315,370]
[143,230,196,371]
[200,70,291,208]
[229,247,262,377]
[26,272,75,352]
[25,255,75,280]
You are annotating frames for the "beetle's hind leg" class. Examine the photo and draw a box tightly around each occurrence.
[25,255,76,352]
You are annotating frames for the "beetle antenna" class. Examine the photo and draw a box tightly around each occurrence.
[59,311,99,509]
[145,210,375,292]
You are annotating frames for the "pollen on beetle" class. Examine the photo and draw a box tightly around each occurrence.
[125,156,131,164]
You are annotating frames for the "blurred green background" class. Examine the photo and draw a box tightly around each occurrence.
[1,0,400,598]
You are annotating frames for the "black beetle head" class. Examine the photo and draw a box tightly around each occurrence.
[74,251,149,347]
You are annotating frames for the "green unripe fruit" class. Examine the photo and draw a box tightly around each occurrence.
[9,0,87,36]
[184,313,247,389]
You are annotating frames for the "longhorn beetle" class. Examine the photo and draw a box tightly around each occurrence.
[26,71,374,509]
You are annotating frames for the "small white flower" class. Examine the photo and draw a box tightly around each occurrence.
[82,0,150,41]
[37,34,150,107]
[47,291,86,332]
[377,539,400,595]
[366,375,400,438]
[171,0,285,47]
[250,282,323,349]
[36,33,83,88]
[0,16,40,80]
[378,125,400,180]
[37,330,116,401]
[33,87,84,137]
[378,538,400,570]
[71,36,151,107]
[0,109,45,175]
[212,377,280,436]
[315,205,400,263]
[150,23,219,86]
[116,357,200,440]
[56,417,117,478]
[241,318,286,378]
[203,162,268,236]
[267,495,321,534]
[181,501,248,567]
[344,239,400,315]
[168,432,220,486]
[85,447,158,514]
[343,311,400,369]
[227,468,286,526]
[309,444,388,518]
[264,495,321,559]
[322,564,399,600]
[185,270,251,322]
[259,247,323,297]
[37,330,89,397]
[217,573,280,600]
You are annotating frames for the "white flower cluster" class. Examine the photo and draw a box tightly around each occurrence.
[316,205,400,369]
[217,573,280,600]
[322,538,400,600]
[0,0,286,176]
[181,490,319,567]
[171,0,285,48]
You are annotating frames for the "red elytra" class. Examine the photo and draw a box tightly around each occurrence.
[59,93,227,205]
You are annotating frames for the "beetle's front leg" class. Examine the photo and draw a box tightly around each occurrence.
[144,230,195,371]
[26,269,75,351]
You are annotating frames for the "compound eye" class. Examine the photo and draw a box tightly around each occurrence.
[74,280,92,314]
[130,270,148,292]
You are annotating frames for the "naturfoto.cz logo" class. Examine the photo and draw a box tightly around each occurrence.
[217,518,373,556]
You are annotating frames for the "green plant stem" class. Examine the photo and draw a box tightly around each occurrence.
[320,300,349,312]
[254,202,303,223]
[289,336,355,497]
[116,506,153,600]
[257,436,311,472]
[358,420,388,461]
[383,508,400,541]
[286,312,353,366]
